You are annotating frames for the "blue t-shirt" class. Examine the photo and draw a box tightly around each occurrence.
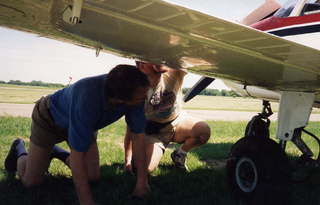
[49,74,146,152]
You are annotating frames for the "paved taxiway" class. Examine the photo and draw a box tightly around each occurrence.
[1,103,320,121]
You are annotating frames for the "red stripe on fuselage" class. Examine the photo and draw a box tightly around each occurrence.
[251,13,320,31]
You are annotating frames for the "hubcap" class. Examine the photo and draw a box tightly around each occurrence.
[235,157,258,193]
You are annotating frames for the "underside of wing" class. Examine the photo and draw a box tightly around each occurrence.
[1,0,320,93]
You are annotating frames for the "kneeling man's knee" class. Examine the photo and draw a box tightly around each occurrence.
[22,176,44,188]
[194,122,211,144]
[88,171,101,183]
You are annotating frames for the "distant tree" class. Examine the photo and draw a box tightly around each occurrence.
[182,87,240,97]
[30,80,44,86]
[6,80,64,88]
[182,88,189,94]
[8,80,25,85]
[221,89,227,96]
[228,90,241,97]
[0,80,6,84]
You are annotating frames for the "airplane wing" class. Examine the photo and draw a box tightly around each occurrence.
[1,0,320,94]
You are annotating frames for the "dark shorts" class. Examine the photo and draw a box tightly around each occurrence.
[30,96,98,149]
[144,114,184,151]
[30,96,68,148]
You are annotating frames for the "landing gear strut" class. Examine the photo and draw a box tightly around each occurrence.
[227,100,291,204]
[227,91,320,204]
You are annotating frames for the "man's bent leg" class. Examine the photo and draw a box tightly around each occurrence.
[51,145,70,165]
[49,142,100,182]
[171,118,211,170]
[145,143,164,172]
[18,141,52,187]
[5,139,27,173]
[173,119,211,152]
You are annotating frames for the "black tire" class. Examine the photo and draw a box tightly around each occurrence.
[227,137,291,205]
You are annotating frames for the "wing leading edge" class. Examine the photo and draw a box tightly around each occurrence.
[1,0,320,92]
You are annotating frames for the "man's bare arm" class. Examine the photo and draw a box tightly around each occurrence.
[131,133,150,197]
[124,126,133,172]
[70,149,96,205]
[165,65,188,77]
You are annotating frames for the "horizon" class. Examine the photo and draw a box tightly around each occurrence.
[0,78,233,90]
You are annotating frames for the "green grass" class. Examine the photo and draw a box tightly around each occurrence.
[2,84,320,114]
[0,84,59,104]
[2,84,320,113]
[183,95,279,112]
[1,117,320,204]
[185,95,320,113]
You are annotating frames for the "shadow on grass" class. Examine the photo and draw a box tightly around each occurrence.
[168,141,234,162]
[191,142,233,160]
[0,162,234,205]
[1,161,320,205]
[0,171,75,205]
[98,163,236,205]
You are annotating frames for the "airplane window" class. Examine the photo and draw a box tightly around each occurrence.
[274,0,298,17]
[306,0,319,3]
[302,1,320,15]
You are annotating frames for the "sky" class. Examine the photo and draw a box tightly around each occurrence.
[0,0,287,88]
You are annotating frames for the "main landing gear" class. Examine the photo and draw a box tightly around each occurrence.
[227,91,320,204]
[227,101,291,204]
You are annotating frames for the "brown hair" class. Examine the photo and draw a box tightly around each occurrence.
[105,64,149,101]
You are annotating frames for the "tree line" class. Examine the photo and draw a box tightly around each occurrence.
[0,80,65,88]
[0,80,240,97]
[182,88,240,97]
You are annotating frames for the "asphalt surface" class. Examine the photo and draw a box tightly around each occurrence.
[1,103,320,121]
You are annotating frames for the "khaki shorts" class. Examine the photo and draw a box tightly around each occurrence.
[145,112,187,150]
[30,96,68,148]
[30,96,97,149]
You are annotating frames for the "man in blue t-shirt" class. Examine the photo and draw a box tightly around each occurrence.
[4,64,150,205]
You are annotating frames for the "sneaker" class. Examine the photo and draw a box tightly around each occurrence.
[171,150,188,171]
[50,145,70,163]
[4,139,25,173]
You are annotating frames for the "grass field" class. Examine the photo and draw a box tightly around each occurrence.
[2,83,320,113]
[0,84,59,104]
[1,117,320,205]
[185,95,282,112]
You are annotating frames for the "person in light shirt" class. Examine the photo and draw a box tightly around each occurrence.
[124,61,211,173]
